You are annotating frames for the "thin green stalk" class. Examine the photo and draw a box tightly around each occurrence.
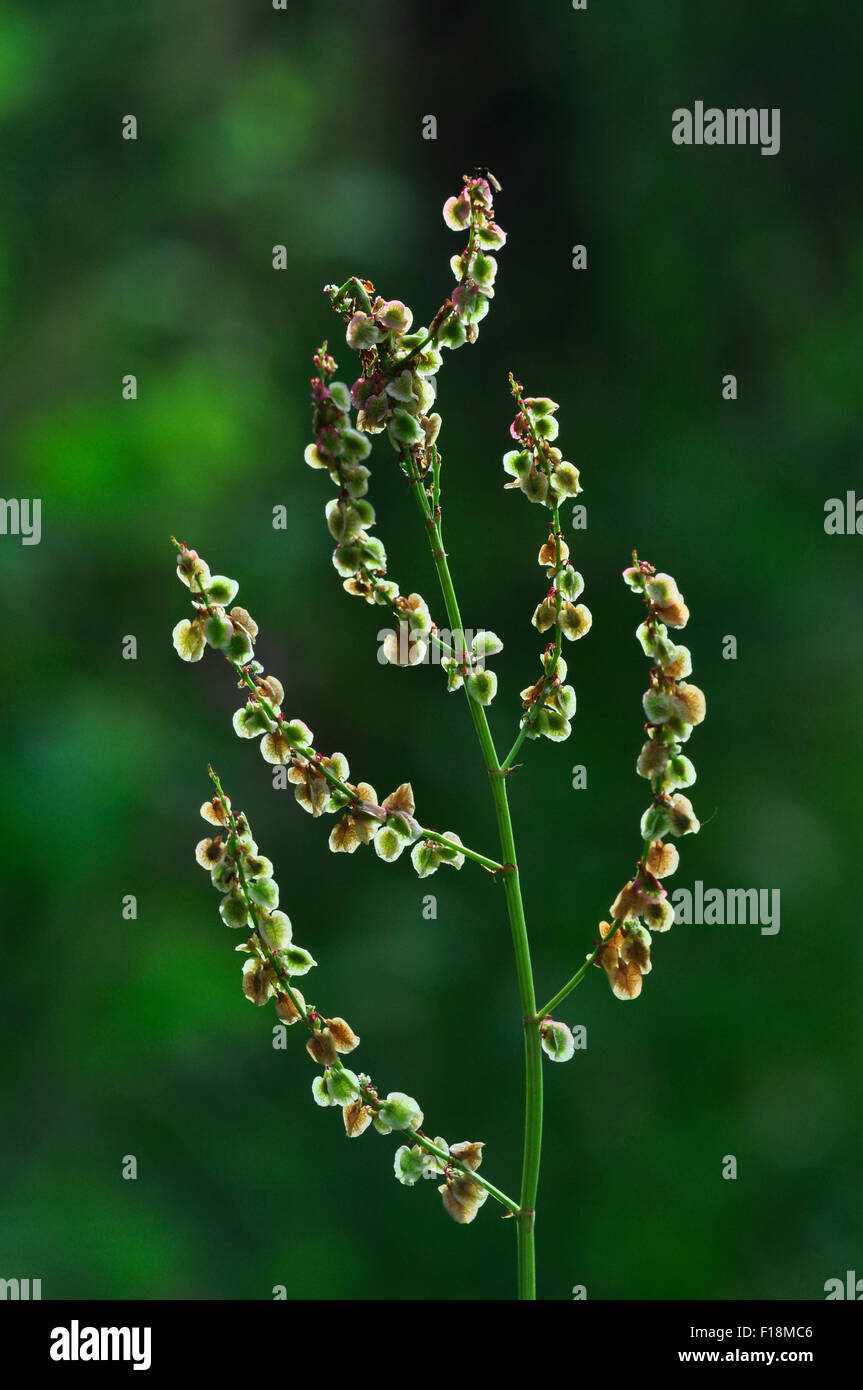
[421,830,501,874]
[536,948,601,1021]
[536,841,653,1017]
[406,453,543,1300]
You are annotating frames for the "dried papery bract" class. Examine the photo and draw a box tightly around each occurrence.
[169,175,711,1299]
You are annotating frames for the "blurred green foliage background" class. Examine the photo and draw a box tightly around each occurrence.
[1,0,861,1300]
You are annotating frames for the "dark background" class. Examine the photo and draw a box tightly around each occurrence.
[1,0,860,1300]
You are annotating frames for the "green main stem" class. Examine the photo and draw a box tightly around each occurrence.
[408,461,543,1301]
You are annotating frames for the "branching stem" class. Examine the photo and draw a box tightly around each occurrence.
[404,450,543,1299]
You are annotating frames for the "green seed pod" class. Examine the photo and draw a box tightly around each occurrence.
[343,464,371,498]
[557,567,584,601]
[640,803,671,840]
[636,620,675,666]
[550,462,582,497]
[258,908,292,953]
[643,690,671,724]
[283,719,314,747]
[385,368,417,405]
[525,396,558,418]
[340,428,371,460]
[520,469,549,504]
[325,1067,360,1106]
[388,409,424,446]
[378,1091,424,1132]
[560,602,592,641]
[552,684,576,719]
[332,539,362,577]
[328,380,351,412]
[526,707,551,740]
[226,628,254,663]
[466,669,498,706]
[204,614,233,650]
[438,315,466,349]
[542,650,567,679]
[540,1019,575,1062]
[244,854,274,880]
[471,630,503,660]
[325,499,360,542]
[442,657,464,691]
[666,753,696,790]
[645,573,680,607]
[532,413,558,440]
[541,708,571,741]
[232,703,268,739]
[282,944,317,976]
[394,1145,426,1186]
[386,810,420,842]
[248,876,279,909]
[502,449,532,479]
[422,1138,451,1179]
[411,841,441,878]
[219,891,248,929]
[205,575,239,606]
[312,1074,336,1107]
[360,535,387,568]
[210,859,236,893]
[374,825,407,862]
[437,832,465,869]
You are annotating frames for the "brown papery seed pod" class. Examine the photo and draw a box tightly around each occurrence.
[449,1140,485,1171]
[343,1099,374,1138]
[326,1017,360,1054]
[673,682,706,726]
[230,606,259,640]
[306,1028,339,1066]
[645,840,679,878]
[654,599,690,629]
[274,990,306,1025]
